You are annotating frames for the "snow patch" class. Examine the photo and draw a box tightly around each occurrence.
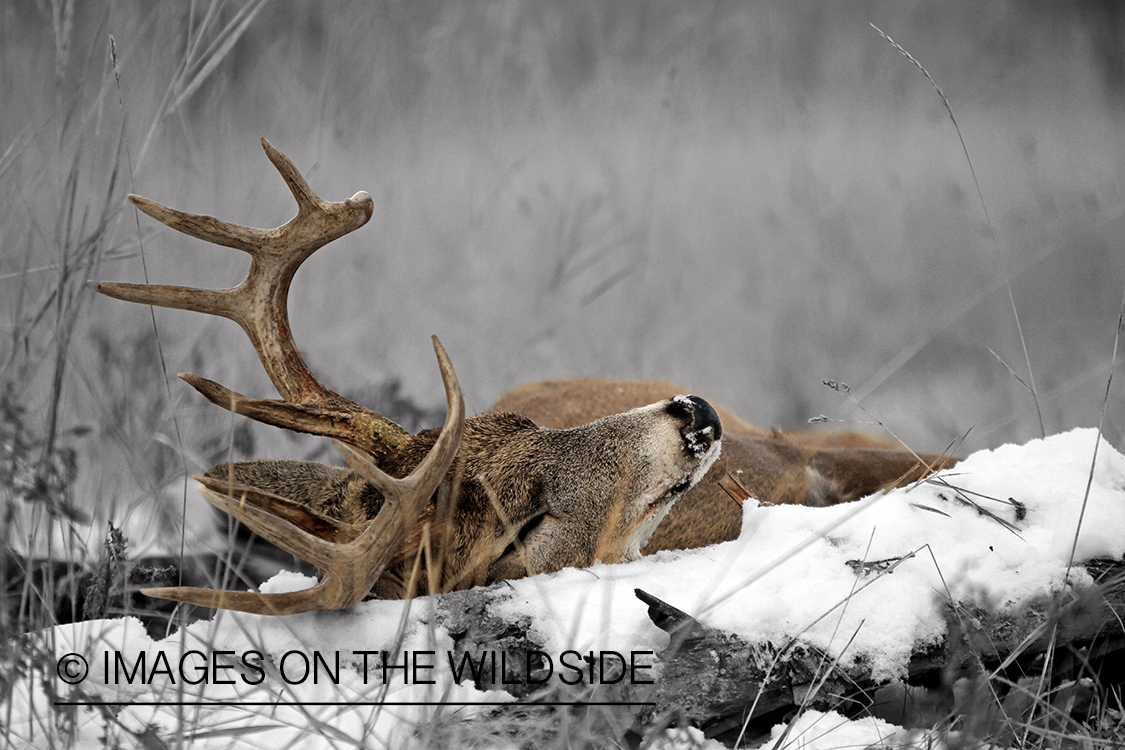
[766,709,907,749]
[9,428,1125,747]
[259,570,318,594]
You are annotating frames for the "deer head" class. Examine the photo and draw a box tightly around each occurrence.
[99,139,722,614]
[493,378,957,553]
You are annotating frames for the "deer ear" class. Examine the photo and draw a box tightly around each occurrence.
[195,475,346,543]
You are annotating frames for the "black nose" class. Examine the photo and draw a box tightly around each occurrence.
[683,395,722,440]
[669,395,722,455]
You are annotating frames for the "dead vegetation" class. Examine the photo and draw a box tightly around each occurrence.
[3,3,1124,748]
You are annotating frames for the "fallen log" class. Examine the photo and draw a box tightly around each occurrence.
[428,559,1125,746]
[634,557,1125,742]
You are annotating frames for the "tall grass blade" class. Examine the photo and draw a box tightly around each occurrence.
[871,23,1046,438]
[110,33,192,593]
[1064,285,1124,582]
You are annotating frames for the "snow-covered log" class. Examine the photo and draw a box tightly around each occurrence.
[10,429,1125,748]
[418,556,1125,741]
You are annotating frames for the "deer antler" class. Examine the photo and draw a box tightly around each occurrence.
[139,346,463,615]
[100,137,412,460]
[98,139,466,614]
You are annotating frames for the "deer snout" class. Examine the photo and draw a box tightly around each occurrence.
[670,395,722,458]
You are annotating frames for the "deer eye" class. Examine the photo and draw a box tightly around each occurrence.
[670,477,693,495]
[498,509,550,561]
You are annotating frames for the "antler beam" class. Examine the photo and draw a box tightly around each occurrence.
[98,138,410,459]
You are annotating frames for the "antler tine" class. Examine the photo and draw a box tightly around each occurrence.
[328,336,466,598]
[336,337,465,504]
[99,138,372,404]
[98,139,413,457]
[140,336,466,615]
[261,136,328,221]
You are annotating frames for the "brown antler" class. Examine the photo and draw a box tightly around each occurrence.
[139,338,464,614]
[99,139,467,613]
[99,137,410,460]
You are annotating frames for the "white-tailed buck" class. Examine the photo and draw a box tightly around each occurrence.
[101,140,952,616]
[98,139,724,615]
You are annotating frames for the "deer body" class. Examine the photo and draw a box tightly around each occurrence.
[210,399,720,599]
[493,378,955,552]
[99,140,947,615]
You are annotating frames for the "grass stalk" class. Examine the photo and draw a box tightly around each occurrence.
[871,23,1046,438]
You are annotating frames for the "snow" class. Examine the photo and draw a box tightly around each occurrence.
[501,428,1125,681]
[8,427,1125,748]
[766,710,903,749]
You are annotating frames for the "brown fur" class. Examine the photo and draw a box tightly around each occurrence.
[208,397,722,598]
[490,378,956,552]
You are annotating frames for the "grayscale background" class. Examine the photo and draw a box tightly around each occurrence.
[3,1,1123,527]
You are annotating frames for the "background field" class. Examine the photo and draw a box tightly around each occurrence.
[3,1,1124,550]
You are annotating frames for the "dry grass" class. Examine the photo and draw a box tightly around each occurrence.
[2,2,1124,747]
